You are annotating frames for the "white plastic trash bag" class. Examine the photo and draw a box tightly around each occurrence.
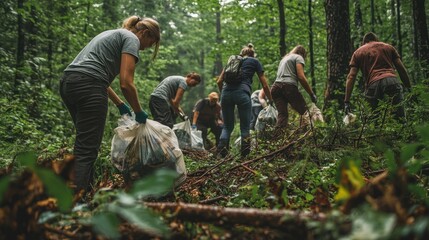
[111,116,186,186]
[173,120,192,149]
[111,115,139,172]
[173,120,204,150]
[343,113,357,125]
[255,105,278,132]
[191,129,204,150]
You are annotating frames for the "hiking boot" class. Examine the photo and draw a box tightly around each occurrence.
[241,137,251,158]
[217,139,229,158]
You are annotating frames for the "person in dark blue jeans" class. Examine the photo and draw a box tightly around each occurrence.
[216,43,273,158]
[60,16,160,195]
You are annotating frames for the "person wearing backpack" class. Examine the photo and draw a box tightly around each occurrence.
[271,45,317,129]
[191,92,223,150]
[149,72,201,128]
[216,43,273,158]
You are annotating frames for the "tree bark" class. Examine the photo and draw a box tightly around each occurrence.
[370,0,375,32]
[277,0,286,57]
[324,0,351,106]
[308,0,315,94]
[396,0,402,56]
[412,0,429,78]
[213,10,223,76]
[15,0,25,90]
[145,202,326,232]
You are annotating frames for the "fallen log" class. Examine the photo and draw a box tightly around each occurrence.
[145,202,326,231]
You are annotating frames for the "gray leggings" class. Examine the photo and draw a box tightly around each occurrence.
[60,72,108,192]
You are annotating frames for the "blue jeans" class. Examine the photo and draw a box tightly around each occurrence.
[219,89,252,143]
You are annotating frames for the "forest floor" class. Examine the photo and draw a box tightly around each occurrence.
[1,124,428,239]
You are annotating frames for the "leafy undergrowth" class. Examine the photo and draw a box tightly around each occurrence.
[1,90,429,239]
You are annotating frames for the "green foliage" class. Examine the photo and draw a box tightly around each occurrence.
[0,152,73,212]
[89,169,177,238]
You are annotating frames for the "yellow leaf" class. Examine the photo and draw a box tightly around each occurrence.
[335,185,351,202]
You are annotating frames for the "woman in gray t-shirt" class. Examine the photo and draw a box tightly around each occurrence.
[271,45,317,128]
[60,16,160,194]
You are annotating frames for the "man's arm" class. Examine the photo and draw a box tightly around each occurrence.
[171,87,185,113]
[344,67,358,102]
[192,111,200,125]
[393,58,411,89]
[258,89,267,107]
[107,87,123,106]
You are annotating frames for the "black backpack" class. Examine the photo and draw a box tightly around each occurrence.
[223,55,246,85]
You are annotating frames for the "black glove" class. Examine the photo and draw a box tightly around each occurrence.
[310,94,317,104]
[344,101,351,114]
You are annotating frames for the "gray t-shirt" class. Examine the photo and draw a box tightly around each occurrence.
[275,53,305,86]
[151,76,188,102]
[64,29,140,85]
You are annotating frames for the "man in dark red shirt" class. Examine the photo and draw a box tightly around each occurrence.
[344,32,411,120]
[192,92,223,150]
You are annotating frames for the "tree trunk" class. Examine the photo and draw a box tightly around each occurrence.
[353,0,364,48]
[15,0,25,90]
[412,0,429,78]
[213,10,223,76]
[277,0,286,57]
[308,0,315,94]
[370,0,375,32]
[324,0,351,106]
[396,0,402,56]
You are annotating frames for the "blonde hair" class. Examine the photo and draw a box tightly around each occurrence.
[288,45,307,59]
[240,43,256,57]
[122,16,160,60]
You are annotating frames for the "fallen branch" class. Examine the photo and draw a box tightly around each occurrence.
[145,202,326,231]
[229,130,311,171]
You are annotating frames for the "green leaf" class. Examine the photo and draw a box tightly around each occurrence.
[111,205,169,237]
[129,169,177,199]
[35,169,73,212]
[400,144,419,163]
[16,151,37,169]
[91,212,120,239]
[305,193,314,201]
[0,176,11,203]
[385,149,396,172]
[417,124,429,142]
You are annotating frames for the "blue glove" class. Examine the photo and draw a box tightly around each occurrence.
[135,110,148,124]
[117,103,132,116]
[191,124,197,130]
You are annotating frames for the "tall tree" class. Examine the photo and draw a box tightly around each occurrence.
[396,0,402,56]
[324,0,351,105]
[308,0,315,93]
[412,0,429,77]
[277,0,286,57]
[15,0,25,89]
[370,0,375,32]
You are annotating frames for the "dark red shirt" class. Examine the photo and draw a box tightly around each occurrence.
[349,41,400,88]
